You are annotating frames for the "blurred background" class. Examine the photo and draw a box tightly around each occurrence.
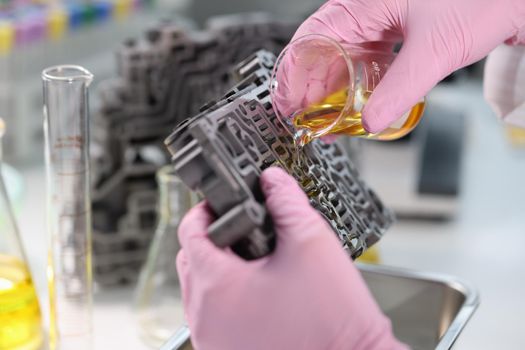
[1,0,524,349]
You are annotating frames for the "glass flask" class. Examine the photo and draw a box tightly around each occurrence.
[0,118,44,350]
[135,166,195,348]
[270,34,425,146]
[42,65,94,350]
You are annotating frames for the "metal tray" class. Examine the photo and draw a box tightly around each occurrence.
[161,264,479,350]
[359,264,479,350]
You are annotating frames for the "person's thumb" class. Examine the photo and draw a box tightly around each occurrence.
[260,167,331,239]
[177,202,232,271]
[362,40,441,133]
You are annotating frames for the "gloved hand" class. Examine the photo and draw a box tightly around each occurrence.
[278,0,525,134]
[176,167,407,350]
[484,44,525,128]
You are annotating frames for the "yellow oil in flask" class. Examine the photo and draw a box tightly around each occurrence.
[0,255,42,350]
[0,119,43,350]
[293,87,425,145]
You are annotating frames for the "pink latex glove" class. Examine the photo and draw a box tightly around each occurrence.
[176,167,407,350]
[278,0,525,134]
[484,44,525,128]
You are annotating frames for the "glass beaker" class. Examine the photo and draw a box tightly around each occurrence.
[0,119,44,350]
[270,34,425,146]
[135,166,195,348]
[43,65,94,350]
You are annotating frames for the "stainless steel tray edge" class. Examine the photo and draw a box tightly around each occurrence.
[357,263,480,350]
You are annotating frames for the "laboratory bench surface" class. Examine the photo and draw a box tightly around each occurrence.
[17,82,525,349]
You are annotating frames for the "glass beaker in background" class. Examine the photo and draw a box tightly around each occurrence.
[0,119,43,350]
[43,65,94,350]
[135,166,195,348]
[270,34,425,146]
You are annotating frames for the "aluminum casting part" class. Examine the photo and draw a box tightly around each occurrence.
[165,50,394,260]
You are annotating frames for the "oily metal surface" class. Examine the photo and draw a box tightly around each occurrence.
[165,50,393,260]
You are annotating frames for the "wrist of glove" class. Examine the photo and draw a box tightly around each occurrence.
[484,44,525,128]
[505,29,525,46]
[176,167,407,350]
[505,0,525,45]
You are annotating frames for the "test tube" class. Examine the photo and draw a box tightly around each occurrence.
[43,65,94,350]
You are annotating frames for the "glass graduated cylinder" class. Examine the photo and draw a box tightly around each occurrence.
[47,162,92,349]
[43,65,93,350]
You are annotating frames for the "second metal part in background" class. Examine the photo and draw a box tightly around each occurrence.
[43,65,94,350]
[91,13,299,285]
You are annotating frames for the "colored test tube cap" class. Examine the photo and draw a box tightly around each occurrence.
[47,8,68,40]
[93,1,113,22]
[0,21,14,55]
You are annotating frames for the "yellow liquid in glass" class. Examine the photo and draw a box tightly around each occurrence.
[293,88,425,145]
[506,125,525,147]
[0,255,43,350]
[356,245,380,264]
[47,253,57,350]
